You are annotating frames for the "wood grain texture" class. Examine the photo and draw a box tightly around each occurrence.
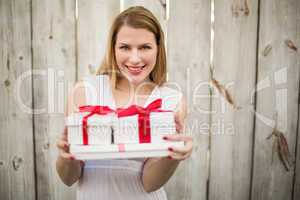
[292,2,300,199]
[251,0,300,199]
[295,101,300,199]
[0,0,35,199]
[166,1,211,200]
[31,0,77,199]
[77,0,120,78]
[0,1,299,200]
[210,0,258,200]
[122,0,167,34]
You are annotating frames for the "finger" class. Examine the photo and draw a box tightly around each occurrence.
[60,152,75,160]
[174,118,183,132]
[79,160,85,166]
[61,127,68,140]
[175,121,183,133]
[168,151,192,161]
[56,140,70,152]
[168,142,193,155]
[168,152,189,161]
[163,134,193,142]
[56,139,69,149]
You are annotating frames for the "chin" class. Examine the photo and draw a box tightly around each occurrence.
[121,72,149,85]
[127,76,147,86]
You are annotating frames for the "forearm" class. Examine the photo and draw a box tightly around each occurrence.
[142,157,180,193]
[56,156,82,186]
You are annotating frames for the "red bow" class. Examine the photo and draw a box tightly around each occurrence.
[117,99,170,143]
[79,105,114,145]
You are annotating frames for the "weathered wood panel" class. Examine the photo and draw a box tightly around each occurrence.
[0,1,299,200]
[251,0,300,199]
[166,1,211,200]
[122,0,167,34]
[295,103,300,199]
[209,1,258,200]
[77,0,120,79]
[292,3,300,200]
[0,0,35,199]
[31,0,77,199]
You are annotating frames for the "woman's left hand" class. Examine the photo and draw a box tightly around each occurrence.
[163,134,193,161]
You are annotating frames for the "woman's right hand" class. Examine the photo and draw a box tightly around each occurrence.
[56,127,76,161]
[56,127,84,186]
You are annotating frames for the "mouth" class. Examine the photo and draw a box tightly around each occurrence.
[125,65,146,75]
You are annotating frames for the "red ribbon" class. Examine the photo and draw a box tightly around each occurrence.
[79,105,114,145]
[117,99,171,143]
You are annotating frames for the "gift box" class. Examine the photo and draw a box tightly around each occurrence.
[69,142,184,160]
[66,107,114,145]
[113,99,177,144]
[67,99,184,160]
[113,111,176,144]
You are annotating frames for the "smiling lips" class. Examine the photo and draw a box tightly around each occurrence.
[125,65,146,75]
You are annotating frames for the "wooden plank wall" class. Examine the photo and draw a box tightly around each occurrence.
[209,1,258,200]
[296,103,300,199]
[77,0,120,78]
[122,0,167,34]
[166,1,210,200]
[31,1,77,200]
[251,0,300,200]
[0,0,299,200]
[0,0,36,199]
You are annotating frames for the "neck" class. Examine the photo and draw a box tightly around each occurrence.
[116,77,155,94]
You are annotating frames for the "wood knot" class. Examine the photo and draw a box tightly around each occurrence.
[231,0,250,17]
[49,35,53,39]
[4,79,10,87]
[158,0,166,8]
[285,39,298,52]
[43,142,50,150]
[262,44,272,57]
[12,156,23,171]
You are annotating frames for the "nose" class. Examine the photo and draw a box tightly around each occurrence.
[128,49,141,64]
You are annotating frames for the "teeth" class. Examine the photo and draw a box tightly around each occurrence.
[126,65,145,71]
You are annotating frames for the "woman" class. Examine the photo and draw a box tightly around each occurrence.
[56,6,193,199]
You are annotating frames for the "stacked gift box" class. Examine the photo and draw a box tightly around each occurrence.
[66,99,184,160]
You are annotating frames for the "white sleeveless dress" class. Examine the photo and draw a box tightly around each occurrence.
[77,75,182,200]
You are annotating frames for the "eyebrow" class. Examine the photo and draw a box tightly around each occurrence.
[118,42,153,46]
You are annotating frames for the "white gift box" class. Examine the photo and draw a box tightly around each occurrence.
[113,111,176,144]
[70,141,184,160]
[66,113,113,145]
[67,110,184,160]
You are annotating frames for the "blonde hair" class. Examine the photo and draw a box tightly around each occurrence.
[96,6,167,88]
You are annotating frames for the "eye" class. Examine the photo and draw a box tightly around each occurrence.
[140,45,151,50]
[119,45,130,50]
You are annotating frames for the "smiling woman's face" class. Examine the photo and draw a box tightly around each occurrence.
[115,25,158,86]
